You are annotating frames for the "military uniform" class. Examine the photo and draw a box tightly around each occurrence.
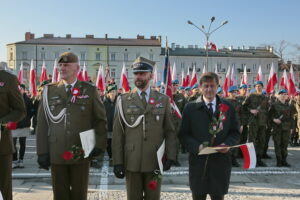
[0,70,26,200]
[237,95,249,145]
[269,99,293,166]
[36,52,107,200]
[112,57,177,200]
[243,92,269,165]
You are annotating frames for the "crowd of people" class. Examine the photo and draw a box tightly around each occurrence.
[1,52,300,200]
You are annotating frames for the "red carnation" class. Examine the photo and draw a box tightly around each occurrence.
[6,122,17,130]
[62,151,74,160]
[219,103,229,113]
[148,180,158,191]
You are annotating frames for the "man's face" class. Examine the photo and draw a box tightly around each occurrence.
[58,63,79,81]
[108,90,117,99]
[255,84,263,93]
[200,79,218,100]
[278,93,288,102]
[173,84,178,92]
[133,72,152,89]
[239,88,247,96]
[228,91,237,98]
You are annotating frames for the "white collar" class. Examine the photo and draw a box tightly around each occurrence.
[203,96,216,106]
[136,87,151,97]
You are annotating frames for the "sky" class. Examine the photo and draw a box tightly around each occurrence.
[1,0,300,62]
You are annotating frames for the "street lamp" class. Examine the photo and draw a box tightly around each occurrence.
[187,17,228,72]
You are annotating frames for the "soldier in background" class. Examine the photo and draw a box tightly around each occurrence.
[290,91,300,146]
[269,89,294,167]
[0,68,26,200]
[112,57,177,200]
[188,84,201,102]
[184,86,191,99]
[36,52,107,200]
[243,81,269,167]
[217,86,224,98]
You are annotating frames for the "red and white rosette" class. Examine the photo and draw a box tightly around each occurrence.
[71,88,80,103]
[149,98,156,105]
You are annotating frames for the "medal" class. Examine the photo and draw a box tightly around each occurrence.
[71,88,80,103]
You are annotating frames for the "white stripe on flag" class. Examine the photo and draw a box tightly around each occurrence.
[240,142,256,169]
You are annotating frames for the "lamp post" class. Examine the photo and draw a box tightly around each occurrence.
[187,17,228,72]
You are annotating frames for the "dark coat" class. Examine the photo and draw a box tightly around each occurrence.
[16,93,34,129]
[103,97,116,132]
[179,95,240,195]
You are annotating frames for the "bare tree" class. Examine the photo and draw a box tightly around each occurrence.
[273,40,289,62]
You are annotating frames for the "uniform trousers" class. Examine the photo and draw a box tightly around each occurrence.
[192,193,224,200]
[0,154,12,200]
[248,124,266,157]
[273,130,290,161]
[126,171,161,200]
[51,162,90,200]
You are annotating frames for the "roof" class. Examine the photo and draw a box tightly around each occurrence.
[161,47,279,58]
[9,37,161,47]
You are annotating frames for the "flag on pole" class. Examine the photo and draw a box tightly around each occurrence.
[120,63,130,92]
[240,143,256,169]
[223,65,231,97]
[209,42,219,52]
[96,64,106,92]
[280,69,288,90]
[181,70,185,87]
[77,62,84,81]
[266,63,278,94]
[171,63,177,81]
[202,65,206,74]
[82,62,88,81]
[105,66,111,84]
[288,65,297,96]
[256,65,263,82]
[52,59,59,83]
[39,60,48,83]
[240,66,248,86]
[18,62,24,84]
[185,68,190,87]
[152,65,158,87]
[189,66,197,87]
[230,66,235,87]
[214,64,218,74]
[29,60,37,96]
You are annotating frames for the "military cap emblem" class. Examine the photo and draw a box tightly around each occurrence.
[58,52,79,63]
[132,57,155,73]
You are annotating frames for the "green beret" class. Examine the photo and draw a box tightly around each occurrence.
[106,84,117,93]
[58,52,79,63]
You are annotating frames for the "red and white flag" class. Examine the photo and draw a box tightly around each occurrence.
[29,60,37,96]
[77,62,84,81]
[96,64,106,92]
[39,60,48,83]
[185,68,190,87]
[230,66,236,87]
[152,65,158,87]
[202,65,207,74]
[18,62,24,84]
[280,69,288,90]
[223,65,231,97]
[240,142,256,169]
[190,66,197,87]
[209,42,218,52]
[256,65,263,82]
[82,62,88,81]
[266,63,278,94]
[52,59,59,83]
[171,63,177,82]
[288,65,297,96]
[120,63,130,92]
[240,66,248,86]
[181,70,185,87]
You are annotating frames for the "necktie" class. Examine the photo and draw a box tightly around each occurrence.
[141,92,147,108]
[208,103,213,115]
[66,85,72,98]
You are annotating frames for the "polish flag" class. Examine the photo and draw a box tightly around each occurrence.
[266,63,278,94]
[256,65,263,82]
[96,64,106,92]
[181,70,185,87]
[214,64,218,74]
[288,65,297,96]
[171,63,177,82]
[77,62,84,81]
[82,62,88,81]
[185,68,190,87]
[240,143,256,169]
[280,69,288,90]
[230,66,236,87]
[223,65,231,97]
[202,65,207,74]
[240,66,248,86]
[189,66,197,87]
[39,60,48,83]
[29,60,37,96]
[152,65,158,87]
[120,63,130,92]
[18,62,24,84]
[52,59,59,83]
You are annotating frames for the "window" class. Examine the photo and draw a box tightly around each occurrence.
[41,52,46,60]
[10,52,13,60]
[181,62,185,69]
[217,62,222,71]
[136,53,140,58]
[241,64,246,68]
[96,53,101,61]
[267,64,271,70]
[22,52,27,60]
[81,52,86,61]
[253,64,257,70]
[111,68,116,78]
[124,53,128,61]
[149,54,153,61]
[54,52,59,59]
[111,53,116,61]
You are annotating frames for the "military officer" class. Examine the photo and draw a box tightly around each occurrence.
[0,68,26,200]
[36,52,107,200]
[112,57,177,200]
[243,81,269,167]
[269,89,293,167]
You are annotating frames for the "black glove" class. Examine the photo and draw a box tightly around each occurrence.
[38,154,50,170]
[113,164,125,179]
[88,147,103,158]
[163,159,174,171]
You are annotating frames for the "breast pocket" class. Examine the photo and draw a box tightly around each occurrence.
[48,99,64,115]
[124,107,143,124]
[74,99,91,114]
[152,108,165,123]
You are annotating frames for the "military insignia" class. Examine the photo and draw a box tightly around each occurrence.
[77,95,89,99]
[63,56,68,62]
[156,115,160,121]
[50,96,60,100]
[0,82,4,87]
[71,88,80,103]
[155,103,163,108]
[128,105,137,108]
[80,106,85,111]
[130,116,135,122]
[149,98,155,105]
[50,105,55,111]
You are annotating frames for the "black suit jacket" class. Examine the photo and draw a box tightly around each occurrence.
[179,95,240,195]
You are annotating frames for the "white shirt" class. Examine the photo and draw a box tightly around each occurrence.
[63,79,77,92]
[203,96,217,113]
[136,87,151,102]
